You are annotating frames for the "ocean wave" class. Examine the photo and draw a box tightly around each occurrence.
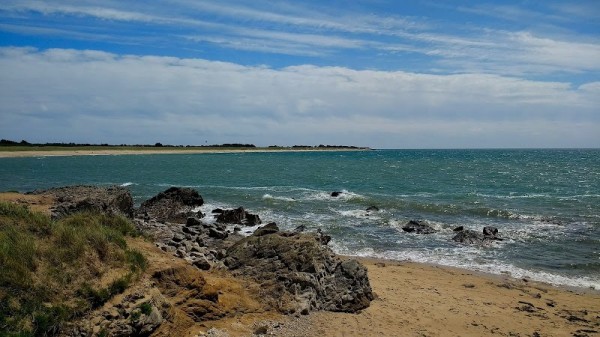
[262,193,297,202]
[334,246,600,289]
[334,208,382,220]
[120,182,135,187]
[303,189,366,202]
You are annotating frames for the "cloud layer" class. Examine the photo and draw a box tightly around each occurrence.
[1,1,599,79]
[1,47,598,148]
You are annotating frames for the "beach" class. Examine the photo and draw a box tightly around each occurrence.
[0,147,368,158]
[1,190,599,337]
[301,258,599,337]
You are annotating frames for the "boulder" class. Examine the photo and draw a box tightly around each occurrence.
[366,206,380,212]
[253,222,279,236]
[216,207,262,226]
[483,226,498,237]
[32,185,134,219]
[330,191,343,197]
[452,230,484,244]
[137,187,204,223]
[223,231,373,314]
[452,227,502,244]
[402,220,437,234]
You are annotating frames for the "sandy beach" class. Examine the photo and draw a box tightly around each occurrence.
[299,258,600,337]
[0,147,368,158]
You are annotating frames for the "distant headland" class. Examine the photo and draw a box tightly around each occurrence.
[0,139,370,158]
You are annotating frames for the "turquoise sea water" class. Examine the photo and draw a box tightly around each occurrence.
[1,149,599,288]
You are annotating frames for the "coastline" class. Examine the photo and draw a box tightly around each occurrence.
[0,147,370,158]
[1,190,598,336]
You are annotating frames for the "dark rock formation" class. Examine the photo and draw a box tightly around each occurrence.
[453,226,464,232]
[137,187,204,223]
[216,207,261,226]
[330,191,342,197]
[402,220,437,234]
[451,229,484,244]
[223,231,373,314]
[294,225,307,233]
[452,226,502,244]
[483,226,498,237]
[366,206,380,212]
[253,222,279,236]
[32,185,134,219]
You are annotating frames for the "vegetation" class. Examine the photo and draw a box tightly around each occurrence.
[0,139,368,152]
[0,203,146,337]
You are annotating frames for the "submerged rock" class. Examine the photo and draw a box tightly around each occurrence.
[223,231,373,314]
[366,206,380,212]
[331,191,343,197]
[402,220,437,234]
[452,226,502,244]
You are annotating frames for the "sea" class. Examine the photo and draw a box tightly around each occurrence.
[1,149,598,289]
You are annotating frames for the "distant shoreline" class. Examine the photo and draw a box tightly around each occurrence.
[0,146,370,158]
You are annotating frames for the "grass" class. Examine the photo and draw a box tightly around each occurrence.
[0,202,147,337]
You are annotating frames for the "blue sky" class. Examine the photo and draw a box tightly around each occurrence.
[0,0,598,148]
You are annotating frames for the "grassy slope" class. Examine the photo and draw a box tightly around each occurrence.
[0,203,146,337]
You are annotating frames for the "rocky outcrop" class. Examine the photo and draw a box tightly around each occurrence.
[137,187,204,223]
[31,185,134,219]
[62,291,169,337]
[223,231,373,315]
[215,207,261,226]
[330,191,342,197]
[402,220,437,234]
[452,226,502,244]
[137,216,242,271]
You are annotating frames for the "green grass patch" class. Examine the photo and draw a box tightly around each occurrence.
[0,202,146,337]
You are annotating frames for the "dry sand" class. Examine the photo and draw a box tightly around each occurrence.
[301,258,600,337]
[0,148,366,158]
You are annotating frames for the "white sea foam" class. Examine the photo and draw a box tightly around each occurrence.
[335,246,600,289]
[304,189,366,201]
[335,208,382,220]
[262,194,297,202]
[120,182,135,187]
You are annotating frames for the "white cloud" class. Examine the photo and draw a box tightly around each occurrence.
[0,47,598,147]
[1,0,599,77]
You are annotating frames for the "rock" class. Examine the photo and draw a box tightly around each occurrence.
[208,227,228,239]
[216,207,262,226]
[452,230,484,244]
[402,220,437,234]
[211,208,224,214]
[186,217,203,227]
[253,222,279,236]
[245,213,262,226]
[224,231,373,314]
[366,206,379,212]
[294,225,307,233]
[452,227,502,244]
[483,226,499,237]
[453,226,464,232]
[193,256,212,270]
[137,187,204,223]
[32,185,134,219]
[331,191,342,197]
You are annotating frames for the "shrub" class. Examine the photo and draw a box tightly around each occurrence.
[0,202,146,336]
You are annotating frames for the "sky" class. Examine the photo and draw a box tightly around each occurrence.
[0,1,599,148]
